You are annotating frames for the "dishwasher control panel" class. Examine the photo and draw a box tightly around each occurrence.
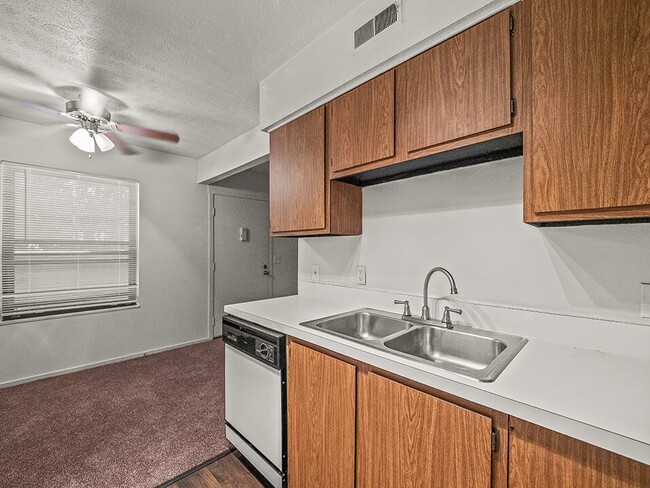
[222,315,285,370]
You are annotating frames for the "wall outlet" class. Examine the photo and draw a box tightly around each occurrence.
[357,265,367,285]
[311,264,320,282]
[642,283,650,319]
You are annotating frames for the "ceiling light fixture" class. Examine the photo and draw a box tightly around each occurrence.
[69,125,116,157]
[23,95,180,157]
[94,133,115,152]
[69,128,96,153]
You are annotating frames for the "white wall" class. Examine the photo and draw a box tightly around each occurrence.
[197,125,269,184]
[212,166,269,198]
[213,165,299,300]
[299,157,650,326]
[272,237,299,298]
[209,165,298,336]
[0,116,209,386]
[260,0,517,130]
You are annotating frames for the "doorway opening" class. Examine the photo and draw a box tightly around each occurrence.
[209,162,298,337]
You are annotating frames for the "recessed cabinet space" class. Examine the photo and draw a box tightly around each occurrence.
[525,0,650,223]
[399,6,520,160]
[509,418,650,488]
[269,106,361,236]
[327,70,395,176]
[357,371,497,488]
[287,340,356,488]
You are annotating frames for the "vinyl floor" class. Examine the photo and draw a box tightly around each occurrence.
[169,450,273,488]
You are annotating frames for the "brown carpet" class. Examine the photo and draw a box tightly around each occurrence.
[0,339,230,488]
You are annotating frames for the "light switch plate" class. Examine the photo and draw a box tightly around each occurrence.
[357,265,367,285]
[273,255,281,264]
[311,264,320,282]
[642,283,650,319]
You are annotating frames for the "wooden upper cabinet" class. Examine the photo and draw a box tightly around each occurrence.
[357,371,493,488]
[526,0,650,222]
[269,107,362,236]
[287,340,356,488]
[509,418,650,487]
[402,9,513,155]
[270,107,325,234]
[327,70,395,174]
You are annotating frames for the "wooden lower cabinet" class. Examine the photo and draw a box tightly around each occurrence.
[509,418,650,488]
[286,340,507,487]
[357,371,494,488]
[286,340,649,487]
[287,340,356,488]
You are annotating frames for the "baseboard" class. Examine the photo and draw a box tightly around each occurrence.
[0,337,211,389]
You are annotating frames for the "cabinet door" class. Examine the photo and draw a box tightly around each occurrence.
[327,70,395,174]
[357,371,492,488]
[403,9,512,153]
[270,107,325,233]
[509,418,650,487]
[287,341,356,488]
[528,0,650,220]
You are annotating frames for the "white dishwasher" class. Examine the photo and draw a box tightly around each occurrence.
[223,315,286,488]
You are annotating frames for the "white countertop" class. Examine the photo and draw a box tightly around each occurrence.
[225,293,650,465]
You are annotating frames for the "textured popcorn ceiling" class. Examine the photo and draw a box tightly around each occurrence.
[0,0,364,158]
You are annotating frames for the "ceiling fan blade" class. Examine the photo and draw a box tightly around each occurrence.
[21,100,63,115]
[103,132,137,156]
[115,122,180,143]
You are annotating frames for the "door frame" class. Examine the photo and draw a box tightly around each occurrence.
[208,186,273,338]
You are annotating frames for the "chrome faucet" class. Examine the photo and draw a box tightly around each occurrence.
[421,267,458,321]
[441,306,462,329]
[394,299,412,319]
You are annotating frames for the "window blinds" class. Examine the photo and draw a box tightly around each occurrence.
[0,161,139,321]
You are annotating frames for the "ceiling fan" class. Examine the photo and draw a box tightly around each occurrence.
[22,87,180,157]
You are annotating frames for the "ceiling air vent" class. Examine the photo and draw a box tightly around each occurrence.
[353,2,401,50]
[375,3,399,35]
[354,19,375,49]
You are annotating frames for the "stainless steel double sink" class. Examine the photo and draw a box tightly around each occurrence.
[300,308,527,382]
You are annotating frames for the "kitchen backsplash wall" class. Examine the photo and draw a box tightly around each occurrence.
[298,156,650,326]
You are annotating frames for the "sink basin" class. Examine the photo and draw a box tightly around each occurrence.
[310,310,411,340]
[301,308,528,382]
[384,327,506,371]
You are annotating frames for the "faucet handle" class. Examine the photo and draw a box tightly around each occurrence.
[394,299,412,319]
[441,306,462,329]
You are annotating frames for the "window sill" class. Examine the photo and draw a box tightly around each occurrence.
[0,304,141,326]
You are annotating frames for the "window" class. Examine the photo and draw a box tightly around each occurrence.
[0,161,139,321]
